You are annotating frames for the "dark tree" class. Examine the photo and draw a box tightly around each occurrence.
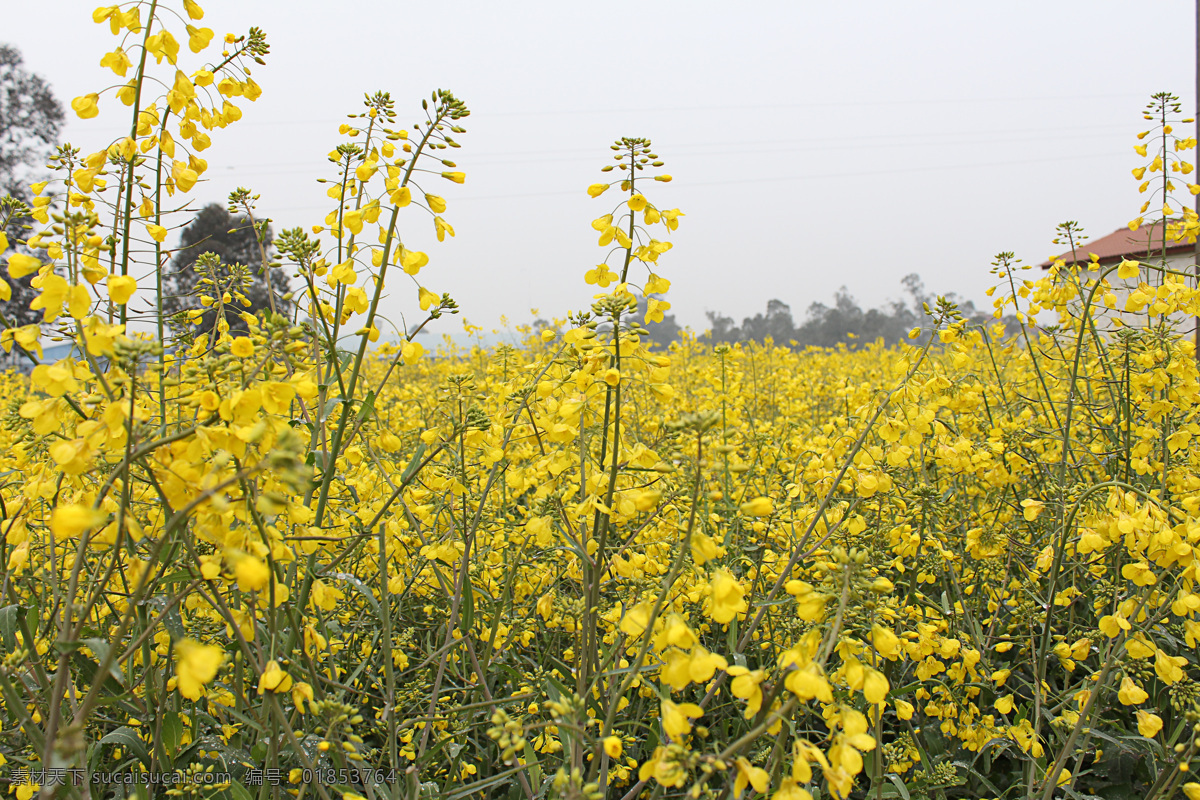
[704,310,742,345]
[796,288,869,347]
[0,44,63,194]
[741,298,796,344]
[163,203,291,336]
[0,44,65,327]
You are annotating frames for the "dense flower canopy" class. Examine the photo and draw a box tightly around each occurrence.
[3,5,1200,800]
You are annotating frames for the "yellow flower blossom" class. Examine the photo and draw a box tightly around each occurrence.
[175,639,224,700]
[708,569,748,623]
[257,660,293,694]
[107,274,137,304]
[660,699,702,741]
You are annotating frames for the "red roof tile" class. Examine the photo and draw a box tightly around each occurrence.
[1040,222,1194,268]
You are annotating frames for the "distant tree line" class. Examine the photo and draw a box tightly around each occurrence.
[639,273,996,349]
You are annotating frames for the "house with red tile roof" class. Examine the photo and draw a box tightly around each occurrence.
[1040,222,1194,269]
[1039,222,1197,330]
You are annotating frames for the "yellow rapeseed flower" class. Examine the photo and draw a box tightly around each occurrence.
[107,274,137,304]
[739,496,773,516]
[49,504,106,539]
[175,639,224,700]
[230,337,255,358]
[257,660,293,694]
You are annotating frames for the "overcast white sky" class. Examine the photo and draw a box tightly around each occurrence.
[3,1,1195,336]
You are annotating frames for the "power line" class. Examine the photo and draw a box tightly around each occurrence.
[261,150,1120,216]
[64,92,1149,136]
[199,126,1135,180]
[482,92,1150,117]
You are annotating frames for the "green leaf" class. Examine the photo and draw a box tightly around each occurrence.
[330,571,381,616]
[885,773,911,800]
[226,781,255,800]
[401,442,427,483]
[98,725,152,769]
[443,765,528,800]
[0,605,20,652]
[151,595,186,641]
[81,637,126,685]
[521,740,543,792]
[322,395,345,418]
[162,710,183,758]
[355,390,376,423]
[953,759,999,795]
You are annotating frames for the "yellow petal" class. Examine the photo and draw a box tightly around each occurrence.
[8,253,42,279]
[1137,710,1163,738]
[1116,259,1140,280]
[739,497,773,516]
[107,274,137,304]
[49,504,106,539]
[402,340,424,361]
[71,93,100,119]
[862,668,889,704]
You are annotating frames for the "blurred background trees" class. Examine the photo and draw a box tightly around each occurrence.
[163,203,293,337]
[0,43,64,328]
